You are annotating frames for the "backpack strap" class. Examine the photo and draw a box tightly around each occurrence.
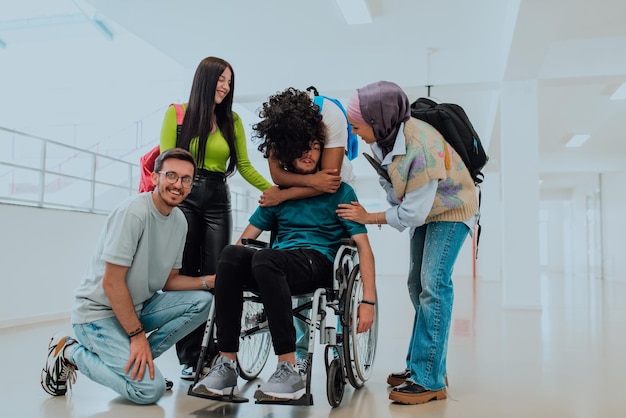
[171,103,185,125]
[475,186,482,259]
[170,103,185,143]
[314,96,359,161]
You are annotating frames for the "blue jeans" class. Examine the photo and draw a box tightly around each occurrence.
[405,221,469,391]
[70,290,212,404]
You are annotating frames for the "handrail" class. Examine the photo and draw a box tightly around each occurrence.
[0,126,258,222]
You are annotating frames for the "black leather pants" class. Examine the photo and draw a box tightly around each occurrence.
[175,169,232,367]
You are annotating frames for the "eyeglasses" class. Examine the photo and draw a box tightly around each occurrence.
[157,171,193,187]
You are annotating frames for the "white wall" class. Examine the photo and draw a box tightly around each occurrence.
[601,172,626,282]
[0,204,107,327]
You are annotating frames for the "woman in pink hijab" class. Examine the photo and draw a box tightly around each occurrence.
[338,80,478,406]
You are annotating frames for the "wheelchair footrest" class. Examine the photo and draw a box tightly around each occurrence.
[187,384,249,403]
[254,392,313,406]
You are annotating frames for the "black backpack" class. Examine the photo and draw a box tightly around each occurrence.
[410,97,487,258]
[409,97,488,185]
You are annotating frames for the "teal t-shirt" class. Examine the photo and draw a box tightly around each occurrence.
[248,183,367,262]
[71,193,188,324]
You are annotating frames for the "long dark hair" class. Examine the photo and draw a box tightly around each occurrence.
[177,56,237,175]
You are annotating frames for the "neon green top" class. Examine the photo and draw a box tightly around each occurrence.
[159,104,271,192]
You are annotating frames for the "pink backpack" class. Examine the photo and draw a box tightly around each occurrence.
[138,104,184,192]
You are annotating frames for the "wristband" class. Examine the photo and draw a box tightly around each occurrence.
[201,275,210,290]
[374,213,381,230]
[360,299,376,306]
[127,325,144,338]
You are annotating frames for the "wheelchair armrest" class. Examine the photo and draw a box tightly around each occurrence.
[241,238,269,249]
[340,238,355,246]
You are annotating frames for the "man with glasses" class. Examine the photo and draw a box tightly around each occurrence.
[40,148,213,405]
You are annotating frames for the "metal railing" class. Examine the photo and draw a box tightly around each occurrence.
[0,126,258,223]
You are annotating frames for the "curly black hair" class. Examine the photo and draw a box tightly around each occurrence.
[253,87,326,171]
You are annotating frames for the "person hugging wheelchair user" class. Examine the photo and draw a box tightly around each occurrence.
[191,88,376,403]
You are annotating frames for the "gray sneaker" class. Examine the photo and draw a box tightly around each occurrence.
[192,356,239,397]
[254,361,305,401]
[296,357,309,381]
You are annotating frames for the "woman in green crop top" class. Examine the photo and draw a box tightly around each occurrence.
[159,56,271,379]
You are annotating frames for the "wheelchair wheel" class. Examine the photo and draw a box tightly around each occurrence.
[237,295,272,380]
[326,357,345,408]
[342,264,378,388]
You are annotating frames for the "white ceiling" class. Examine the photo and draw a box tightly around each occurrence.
[2,0,626,191]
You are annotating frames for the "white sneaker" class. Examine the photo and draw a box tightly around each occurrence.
[41,334,78,396]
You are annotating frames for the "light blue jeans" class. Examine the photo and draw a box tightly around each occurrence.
[70,290,212,404]
[405,221,469,391]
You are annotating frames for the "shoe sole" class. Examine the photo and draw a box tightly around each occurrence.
[41,368,67,396]
[193,384,239,397]
[387,375,407,386]
[253,388,306,401]
[389,388,447,405]
[387,375,449,387]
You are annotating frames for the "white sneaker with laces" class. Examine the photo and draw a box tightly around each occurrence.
[41,333,78,396]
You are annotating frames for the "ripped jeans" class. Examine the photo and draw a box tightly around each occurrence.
[70,290,212,404]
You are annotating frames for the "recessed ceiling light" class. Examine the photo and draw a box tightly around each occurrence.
[610,82,626,100]
[566,134,590,148]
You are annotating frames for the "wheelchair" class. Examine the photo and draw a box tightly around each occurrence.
[186,238,378,408]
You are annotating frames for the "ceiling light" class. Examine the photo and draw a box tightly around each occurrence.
[336,0,372,24]
[565,134,590,148]
[610,82,626,100]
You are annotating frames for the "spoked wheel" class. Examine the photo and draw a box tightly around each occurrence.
[342,265,378,388]
[326,357,345,408]
[237,294,272,380]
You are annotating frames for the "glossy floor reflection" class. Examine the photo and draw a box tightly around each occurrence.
[2,274,625,418]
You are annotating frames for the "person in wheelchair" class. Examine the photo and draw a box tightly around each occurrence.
[256,87,358,378]
[192,94,376,402]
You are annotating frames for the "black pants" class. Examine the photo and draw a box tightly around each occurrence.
[215,245,333,356]
[176,170,231,367]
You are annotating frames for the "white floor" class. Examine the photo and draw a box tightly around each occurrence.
[3,274,625,418]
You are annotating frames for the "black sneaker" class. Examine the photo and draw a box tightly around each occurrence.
[41,334,78,396]
[389,380,447,405]
[165,378,173,390]
[387,369,449,387]
[386,369,410,386]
